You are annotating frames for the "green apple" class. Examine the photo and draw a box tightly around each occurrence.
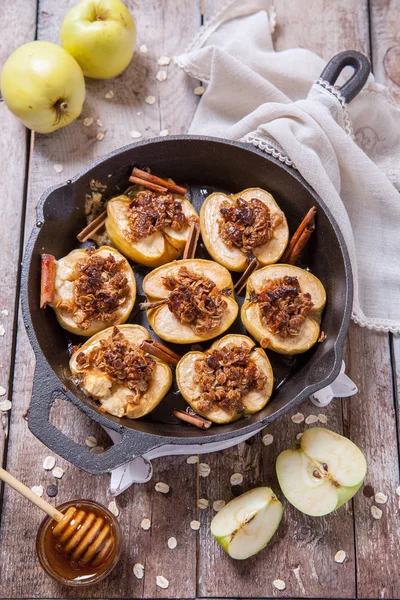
[276,427,367,517]
[211,487,283,560]
[61,0,136,79]
[0,41,85,134]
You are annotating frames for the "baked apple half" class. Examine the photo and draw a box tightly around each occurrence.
[70,324,172,419]
[241,264,326,354]
[200,188,289,272]
[176,334,274,424]
[142,259,239,344]
[106,189,199,267]
[49,246,136,336]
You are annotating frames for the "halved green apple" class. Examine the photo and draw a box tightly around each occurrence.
[241,264,326,354]
[106,193,199,267]
[70,324,172,419]
[200,187,289,272]
[276,427,367,516]
[50,246,136,336]
[176,334,273,423]
[142,259,238,344]
[211,487,283,559]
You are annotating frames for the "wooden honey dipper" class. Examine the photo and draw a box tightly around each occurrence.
[0,467,114,566]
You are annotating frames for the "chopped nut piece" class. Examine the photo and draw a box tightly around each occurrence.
[145,95,156,105]
[187,455,199,464]
[156,70,167,82]
[230,473,243,486]
[32,485,44,497]
[105,90,114,99]
[0,400,11,412]
[199,463,211,477]
[305,414,319,425]
[96,132,105,141]
[291,412,304,424]
[272,579,286,591]
[158,56,171,66]
[141,518,151,530]
[130,130,142,139]
[133,563,144,579]
[334,550,346,563]
[318,413,328,424]
[375,492,388,504]
[371,505,383,519]
[108,500,120,516]
[262,433,274,446]
[52,467,64,479]
[213,500,226,512]
[194,86,205,96]
[159,128,169,136]
[155,482,170,494]
[43,456,56,471]
[167,536,177,549]
[190,520,200,530]
[156,575,169,589]
[198,498,209,509]
[53,163,63,173]
[139,44,148,53]
[85,435,98,448]
[83,117,94,127]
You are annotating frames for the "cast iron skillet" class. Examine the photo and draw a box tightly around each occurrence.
[21,51,370,474]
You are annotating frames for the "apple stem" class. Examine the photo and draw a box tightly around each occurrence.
[59,101,68,111]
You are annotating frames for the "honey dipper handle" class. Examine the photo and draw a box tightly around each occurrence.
[0,467,64,521]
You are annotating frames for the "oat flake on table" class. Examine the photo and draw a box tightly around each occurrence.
[108,500,120,517]
[145,95,156,105]
[105,90,114,99]
[52,467,64,479]
[291,412,304,424]
[1,310,8,316]
[190,520,200,530]
[32,485,44,497]
[157,56,171,66]
[155,482,170,494]
[230,473,243,486]
[53,163,63,173]
[305,414,319,425]
[0,325,5,336]
[90,445,104,454]
[396,486,400,496]
[296,432,303,440]
[272,579,286,591]
[156,575,169,589]
[141,518,151,530]
[199,463,210,477]
[375,492,388,504]
[334,550,346,563]
[96,132,105,141]
[42,456,56,471]
[193,86,205,96]
[187,455,199,464]
[198,498,209,509]
[133,563,144,579]
[168,536,177,549]
[0,400,11,412]
[318,413,328,423]
[139,44,148,53]
[0,386,6,396]
[213,500,226,512]
[159,129,169,137]
[371,505,383,519]
[130,130,142,139]
[85,435,98,448]
[156,70,167,82]
[262,433,273,446]
[83,116,94,127]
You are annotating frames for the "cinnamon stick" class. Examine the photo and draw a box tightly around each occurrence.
[182,221,200,260]
[131,168,187,196]
[286,221,315,265]
[234,257,259,294]
[77,210,107,243]
[281,206,317,262]
[128,175,168,193]
[172,409,212,430]
[40,254,56,309]
[140,340,181,366]
[139,298,169,311]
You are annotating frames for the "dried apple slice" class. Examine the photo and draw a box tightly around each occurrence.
[211,487,283,559]
[49,246,136,337]
[200,187,289,272]
[241,264,326,354]
[176,334,273,423]
[142,259,239,344]
[276,428,367,516]
[106,191,199,267]
[70,324,172,419]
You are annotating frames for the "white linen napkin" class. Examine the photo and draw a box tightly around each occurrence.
[175,0,400,333]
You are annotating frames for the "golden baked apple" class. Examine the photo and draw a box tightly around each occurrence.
[70,324,172,419]
[142,259,238,344]
[200,188,288,272]
[241,264,326,354]
[176,334,274,424]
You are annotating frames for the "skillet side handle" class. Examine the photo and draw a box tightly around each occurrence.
[28,362,162,475]
[320,50,371,103]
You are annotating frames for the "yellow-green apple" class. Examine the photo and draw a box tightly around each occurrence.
[1,41,85,134]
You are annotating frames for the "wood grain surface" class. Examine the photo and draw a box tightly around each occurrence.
[0,0,399,598]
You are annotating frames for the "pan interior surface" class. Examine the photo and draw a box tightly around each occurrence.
[26,138,350,440]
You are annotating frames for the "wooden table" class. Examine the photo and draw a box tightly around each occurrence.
[1,1,399,598]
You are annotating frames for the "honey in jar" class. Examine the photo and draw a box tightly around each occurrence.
[36,499,122,586]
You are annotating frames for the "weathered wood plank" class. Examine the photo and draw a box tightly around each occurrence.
[368,0,400,101]
[0,1,36,473]
[0,0,200,598]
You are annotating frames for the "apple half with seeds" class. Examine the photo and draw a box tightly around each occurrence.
[176,334,273,424]
[142,259,238,344]
[200,187,289,272]
[241,263,326,354]
[106,190,199,267]
[70,324,172,419]
[211,487,283,559]
[49,246,136,336]
[276,428,367,516]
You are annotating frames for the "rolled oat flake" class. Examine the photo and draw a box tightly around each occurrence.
[190,520,200,530]
[133,563,144,579]
[198,498,209,509]
[272,579,286,591]
[374,492,388,504]
[156,575,169,589]
[155,482,170,494]
[230,473,243,486]
[334,550,346,563]
[291,412,304,424]
[43,456,56,471]
[199,463,211,477]
[168,537,177,549]
[371,505,383,519]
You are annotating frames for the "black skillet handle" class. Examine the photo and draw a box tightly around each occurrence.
[320,50,370,103]
[28,359,163,474]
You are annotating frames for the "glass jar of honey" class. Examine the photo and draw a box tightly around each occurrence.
[36,499,122,586]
